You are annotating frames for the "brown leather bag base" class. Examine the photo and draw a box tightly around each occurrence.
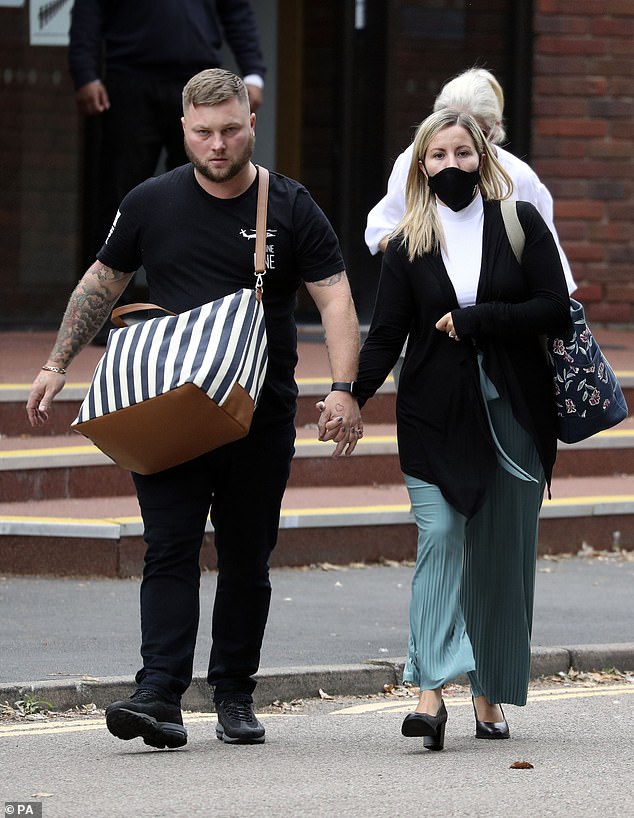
[73,382,254,474]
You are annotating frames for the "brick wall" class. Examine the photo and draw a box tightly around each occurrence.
[0,6,81,326]
[532,0,634,324]
[385,0,511,168]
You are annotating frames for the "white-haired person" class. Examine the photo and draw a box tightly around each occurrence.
[366,67,576,296]
[353,109,570,750]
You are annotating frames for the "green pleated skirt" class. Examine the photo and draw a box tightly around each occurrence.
[402,378,546,706]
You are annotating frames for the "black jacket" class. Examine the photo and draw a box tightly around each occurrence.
[354,200,571,519]
[69,0,266,89]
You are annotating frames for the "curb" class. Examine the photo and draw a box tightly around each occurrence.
[2,644,633,713]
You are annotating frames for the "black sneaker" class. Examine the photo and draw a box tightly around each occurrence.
[215,695,265,744]
[105,688,187,749]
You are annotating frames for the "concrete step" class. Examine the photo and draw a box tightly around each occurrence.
[0,378,399,437]
[3,369,634,436]
[1,475,633,577]
[2,418,633,501]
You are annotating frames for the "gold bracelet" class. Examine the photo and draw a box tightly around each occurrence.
[41,365,67,375]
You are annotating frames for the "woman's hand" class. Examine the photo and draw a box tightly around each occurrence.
[436,312,460,341]
[315,393,363,457]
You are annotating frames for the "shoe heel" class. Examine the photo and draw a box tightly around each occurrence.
[423,719,446,752]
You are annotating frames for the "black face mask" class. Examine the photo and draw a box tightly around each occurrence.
[426,166,480,212]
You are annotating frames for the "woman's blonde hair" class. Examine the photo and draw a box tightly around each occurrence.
[395,110,513,261]
[433,67,506,145]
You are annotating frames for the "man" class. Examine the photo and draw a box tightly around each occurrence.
[27,69,361,748]
[69,0,267,339]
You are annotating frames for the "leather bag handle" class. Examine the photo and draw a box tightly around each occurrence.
[111,303,177,328]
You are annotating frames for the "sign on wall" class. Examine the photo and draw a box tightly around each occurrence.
[29,0,72,46]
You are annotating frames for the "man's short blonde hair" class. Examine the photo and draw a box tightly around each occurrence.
[182,68,250,113]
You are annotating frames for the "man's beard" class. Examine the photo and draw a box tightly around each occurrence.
[185,133,255,183]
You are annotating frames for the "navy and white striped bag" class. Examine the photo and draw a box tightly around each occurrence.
[72,167,270,474]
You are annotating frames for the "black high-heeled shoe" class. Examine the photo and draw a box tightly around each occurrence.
[472,697,510,740]
[401,700,448,751]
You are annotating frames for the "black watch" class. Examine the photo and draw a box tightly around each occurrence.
[330,381,355,394]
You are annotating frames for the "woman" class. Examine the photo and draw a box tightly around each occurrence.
[365,67,576,296]
[353,110,570,751]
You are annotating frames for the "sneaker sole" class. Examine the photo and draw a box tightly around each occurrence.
[215,723,265,745]
[106,708,187,749]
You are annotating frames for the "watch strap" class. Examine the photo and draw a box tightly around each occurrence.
[330,381,355,393]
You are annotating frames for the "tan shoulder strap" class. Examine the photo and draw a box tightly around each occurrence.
[254,165,270,298]
[500,199,525,265]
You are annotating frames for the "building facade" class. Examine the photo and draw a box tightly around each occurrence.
[1,0,632,328]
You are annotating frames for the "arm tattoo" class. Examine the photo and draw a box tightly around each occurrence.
[312,271,343,288]
[50,265,128,364]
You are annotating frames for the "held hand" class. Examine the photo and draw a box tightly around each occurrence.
[435,311,460,342]
[315,393,363,458]
[75,80,110,116]
[25,371,66,427]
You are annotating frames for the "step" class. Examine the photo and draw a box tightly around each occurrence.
[3,369,634,436]
[2,418,633,501]
[1,475,633,577]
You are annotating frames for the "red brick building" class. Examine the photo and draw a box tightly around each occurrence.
[1,1,632,328]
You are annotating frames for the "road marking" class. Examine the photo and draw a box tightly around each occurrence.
[0,712,284,738]
[1,686,632,736]
[331,685,634,715]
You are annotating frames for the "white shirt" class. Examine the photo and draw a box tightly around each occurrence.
[365,142,576,294]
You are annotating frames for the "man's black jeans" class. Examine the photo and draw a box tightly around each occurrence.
[132,419,296,705]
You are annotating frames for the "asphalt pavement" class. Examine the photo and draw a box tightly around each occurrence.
[1,555,633,710]
[2,686,633,817]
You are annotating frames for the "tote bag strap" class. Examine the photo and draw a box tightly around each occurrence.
[254,165,270,299]
[111,303,177,328]
[500,199,525,265]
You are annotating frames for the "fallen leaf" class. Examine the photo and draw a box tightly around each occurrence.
[510,761,534,769]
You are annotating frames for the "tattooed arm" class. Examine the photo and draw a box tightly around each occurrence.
[26,262,134,427]
[305,270,362,457]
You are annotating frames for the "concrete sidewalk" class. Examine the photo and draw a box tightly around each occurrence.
[1,555,632,711]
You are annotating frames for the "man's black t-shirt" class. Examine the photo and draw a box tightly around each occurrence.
[98,165,345,424]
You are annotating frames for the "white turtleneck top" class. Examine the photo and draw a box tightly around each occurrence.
[437,191,484,308]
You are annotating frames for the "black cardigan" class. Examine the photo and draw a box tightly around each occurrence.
[354,200,571,519]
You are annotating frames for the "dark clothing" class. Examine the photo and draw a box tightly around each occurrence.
[69,0,266,309]
[97,166,344,701]
[68,0,266,88]
[100,73,188,207]
[133,420,295,703]
[98,166,345,425]
[354,200,570,519]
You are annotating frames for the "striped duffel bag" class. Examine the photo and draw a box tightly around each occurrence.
[71,288,268,474]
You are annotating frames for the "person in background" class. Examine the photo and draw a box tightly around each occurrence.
[353,109,570,751]
[27,69,361,749]
[365,67,576,294]
[69,0,267,342]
